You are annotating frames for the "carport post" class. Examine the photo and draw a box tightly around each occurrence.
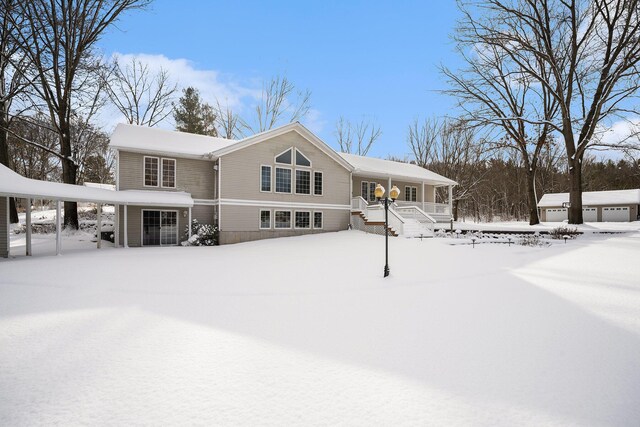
[188,207,192,239]
[96,203,102,249]
[114,204,120,247]
[123,205,128,248]
[26,198,32,256]
[55,200,62,255]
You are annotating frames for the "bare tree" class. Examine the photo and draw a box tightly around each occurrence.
[335,116,382,156]
[458,0,640,223]
[14,0,149,228]
[104,56,177,127]
[240,75,311,135]
[442,17,559,225]
[213,99,240,139]
[408,118,488,220]
[0,0,34,223]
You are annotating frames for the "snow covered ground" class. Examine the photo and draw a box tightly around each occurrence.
[1,230,639,426]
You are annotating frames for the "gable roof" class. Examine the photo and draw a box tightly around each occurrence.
[538,189,640,207]
[110,123,237,159]
[339,152,457,186]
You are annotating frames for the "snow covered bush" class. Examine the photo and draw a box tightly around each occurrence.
[518,233,549,247]
[182,219,218,246]
[549,225,579,240]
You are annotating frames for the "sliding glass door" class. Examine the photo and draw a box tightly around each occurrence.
[142,210,178,246]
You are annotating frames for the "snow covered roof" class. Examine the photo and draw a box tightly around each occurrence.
[0,164,193,207]
[84,182,116,191]
[538,189,640,207]
[109,123,238,159]
[338,152,457,186]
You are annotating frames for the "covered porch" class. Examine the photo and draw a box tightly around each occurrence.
[0,164,193,258]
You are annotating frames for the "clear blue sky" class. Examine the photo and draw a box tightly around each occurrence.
[98,0,464,158]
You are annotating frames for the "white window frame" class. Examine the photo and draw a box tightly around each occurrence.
[295,169,312,195]
[313,211,323,229]
[294,210,311,229]
[274,210,293,229]
[275,166,292,194]
[161,158,176,189]
[313,171,323,196]
[259,209,271,229]
[274,148,293,165]
[143,156,160,188]
[260,165,272,193]
[294,148,312,168]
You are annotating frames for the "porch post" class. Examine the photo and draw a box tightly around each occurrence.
[387,177,392,194]
[421,182,425,211]
[123,205,129,248]
[55,200,62,255]
[114,204,120,247]
[26,198,32,256]
[448,185,453,216]
[188,207,192,239]
[96,203,102,249]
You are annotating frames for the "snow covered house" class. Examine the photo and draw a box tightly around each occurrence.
[538,189,640,222]
[1,122,456,256]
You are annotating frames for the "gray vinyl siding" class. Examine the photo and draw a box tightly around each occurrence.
[0,197,8,258]
[118,150,216,200]
[219,205,349,244]
[219,130,350,206]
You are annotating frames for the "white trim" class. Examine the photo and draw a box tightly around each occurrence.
[219,198,350,210]
[294,210,311,229]
[141,209,180,246]
[124,205,129,248]
[294,168,311,195]
[274,209,293,229]
[313,171,323,196]
[259,209,271,230]
[193,198,218,206]
[274,147,293,165]
[260,164,272,193]
[274,166,293,194]
[313,211,323,230]
[160,158,177,189]
[143,156,160,188]
[294,147,312,168]
[115,149,120,191]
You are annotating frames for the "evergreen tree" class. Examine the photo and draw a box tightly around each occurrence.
[173,87,218,136]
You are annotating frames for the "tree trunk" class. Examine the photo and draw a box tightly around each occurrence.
[59,120,79,229]
[452,199,459,221]
[0,101,19,223]
[526,168,540,225]
[568,158,583,224]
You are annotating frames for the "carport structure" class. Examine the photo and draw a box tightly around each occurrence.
[0,164,193,258]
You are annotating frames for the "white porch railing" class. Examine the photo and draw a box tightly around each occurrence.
[351,196,368,212]
[394,206,436,231]
[353,197,404,235]
[395,200,451,215]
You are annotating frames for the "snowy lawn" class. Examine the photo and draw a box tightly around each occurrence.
[1,230,639,426]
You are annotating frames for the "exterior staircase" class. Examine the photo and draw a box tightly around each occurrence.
[350,197,436,238]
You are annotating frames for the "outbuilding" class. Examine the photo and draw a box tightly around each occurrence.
[538,189,640,222]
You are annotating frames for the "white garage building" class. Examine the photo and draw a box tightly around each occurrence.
[538,189,640,222]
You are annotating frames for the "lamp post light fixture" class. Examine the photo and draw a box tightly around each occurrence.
[375,183,400,278]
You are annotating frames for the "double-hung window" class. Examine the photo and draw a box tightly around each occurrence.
[260,210,271,229]
[144,156,175,188]
[314,172,323,196]
[296,170,311,194]
[313,212,323,229]
[295,211,310,229]
[162,159,176,188]
[275,167,292,193]
[261,166,272,192]
[144,157,159,187]
[274,211,292,229]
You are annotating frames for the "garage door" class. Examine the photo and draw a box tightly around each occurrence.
[602,207,629,222]
[546,208,567,222]
[582,207,597,222]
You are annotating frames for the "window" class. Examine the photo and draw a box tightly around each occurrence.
[275,148,292,164]
[369,182,376,202]
[405,186,417,202]
[361,181,368,200]
[314,172,323,195]
[260,166,271,192]
[260,210,271,229]
[361,181,377,202]
[162,159,176,188]
[144,157,159,187]
[275,167,292,193]
[274,211,291,229]
[295,149,311,167]
[314,212,323,229]
[296,169,311,194]
[295,211,310,229]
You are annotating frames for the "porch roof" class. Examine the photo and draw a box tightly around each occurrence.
[0,164,193,207]
[339,152,457,186]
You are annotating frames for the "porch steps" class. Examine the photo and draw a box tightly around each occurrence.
[351,211,399,237]
[402,218,434,238]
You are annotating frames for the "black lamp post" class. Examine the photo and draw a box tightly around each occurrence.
[375,183,400,278]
